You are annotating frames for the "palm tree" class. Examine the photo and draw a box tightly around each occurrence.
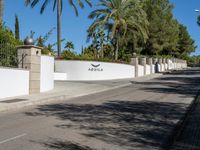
[0,0,3,25]
[64,41,74,51]
[25,0,92,56]
[88,0,148,60]
[197,15,200,26]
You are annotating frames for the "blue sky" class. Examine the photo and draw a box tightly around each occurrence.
[4,0,200,55]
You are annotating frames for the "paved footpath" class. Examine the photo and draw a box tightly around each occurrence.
[0,68,199,150]
[169,84,200,149]
[0,73,162,113]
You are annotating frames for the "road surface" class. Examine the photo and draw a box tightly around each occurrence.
[0,68,199,150]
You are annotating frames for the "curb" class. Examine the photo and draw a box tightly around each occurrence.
[162,89,200,150]
[0,73,163,113]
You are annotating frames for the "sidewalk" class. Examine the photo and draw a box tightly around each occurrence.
[169,91,200,150]
[0,73,163,113]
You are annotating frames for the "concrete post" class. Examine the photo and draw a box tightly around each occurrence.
[139,57,146,75]
[130,57,138,77]
[162,58,166,71]
[184,60,187,68]
[174,58,177,69]
[153,58,158,64]
[166,58,170,70]
[147,57,153,74]
[158,58,163,72]
[17,45,42,94]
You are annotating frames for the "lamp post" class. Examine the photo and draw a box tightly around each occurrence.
[195,9,200,26]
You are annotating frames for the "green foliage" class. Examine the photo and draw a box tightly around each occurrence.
[25,0,92,15]
[61,43,129,63]
[25,0,92,56]
[0,25,21,45]
[88,0,148,60]
[87,27,108,59]
[15,15,20,40]
[64,41,74,51]
[87,0,196,61]
[61,50,77,60]
[176,24,196,58]
[187,55,200,67]
[0,26,21,67]
[141,0,176,55]
[197,15,200,26]
[34,28,57,55]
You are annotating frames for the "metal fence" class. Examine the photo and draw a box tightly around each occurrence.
[0,43,18,68]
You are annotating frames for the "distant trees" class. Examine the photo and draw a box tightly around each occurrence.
[0,26,22,67]
[197,15,200,26]
[34,28,57,54]
[15,15,20,40]
[64,41,74,51]
[85,0,196,62]
[177,24,196,58]
[88,0,148,60]
[0,0,3,25]
[187,55,200,67]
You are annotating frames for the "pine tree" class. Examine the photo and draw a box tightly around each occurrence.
[0,0,3,25]
[15,15,20,40]
[177,24,196,57]
[142,0,179,55]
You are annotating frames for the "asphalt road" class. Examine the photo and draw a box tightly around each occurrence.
[0,68,200,150]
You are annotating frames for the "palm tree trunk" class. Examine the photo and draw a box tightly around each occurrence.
[115,39,119,60]
[57,0,61,56]
[101,43,104,58]
[0,0,3,25]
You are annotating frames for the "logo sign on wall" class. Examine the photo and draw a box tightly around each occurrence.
[88,63,104,71]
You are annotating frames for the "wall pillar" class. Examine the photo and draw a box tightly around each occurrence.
[17,45,42,94]
[166,58,170,70]
[184,60,187,68]
[162,58,166,71]
[139,57,146,75]
[131,57,138,77]
[153,58,158,64]
[158,58,163,72]
[147,57,153,74]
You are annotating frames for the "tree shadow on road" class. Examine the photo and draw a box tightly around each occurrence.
[31,138,94,150]
[132,69,200,98]
[25,69,200,149]
[26,100,188,150]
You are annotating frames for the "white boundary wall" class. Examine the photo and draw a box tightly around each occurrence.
[0,68,29,99]
[54,72,67,81]
[165,63,168,70]
[40,56,54,92]
[146,65,151,75]
[55,60,135,81]
[161,64,165,71]
[157,64,161,72]
[138,65,144,77]
[152,64,155,73]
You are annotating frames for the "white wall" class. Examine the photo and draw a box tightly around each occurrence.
[40,56,54,92]
[161,64,165,71]
[157,64,161,72]
[168,60,173,70]
[0,68,29,99]
[152,64,155,74]
[165,64,168,70]
[138,65,144,77]
[55,60,135,81]
[146,65,151,75]
[54,72,67,81]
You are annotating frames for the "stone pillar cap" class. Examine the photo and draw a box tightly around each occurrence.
[17,45,43,50]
